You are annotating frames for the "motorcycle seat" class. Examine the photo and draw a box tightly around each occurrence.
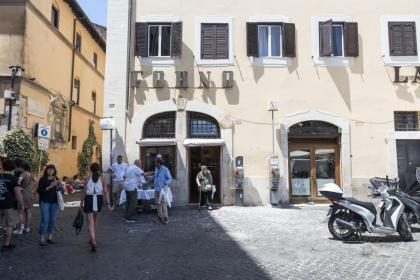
[343,197,377,215]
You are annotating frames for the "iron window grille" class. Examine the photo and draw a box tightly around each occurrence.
[143,112,176,138]
[289,121,339,135]
[188,112,220,138]
[394,111,419,131]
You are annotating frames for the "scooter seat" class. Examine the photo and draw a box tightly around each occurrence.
[343,197,377,215]
[410,196,420,204]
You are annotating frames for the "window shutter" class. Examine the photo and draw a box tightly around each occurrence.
[201,24,216,59]
[344,22,359,57]
[403,22,417,56]
[215,24,229,59]
[389,22,404,56]
[282,23,296,58]
[135,22,148,57]
[171,22,183,57]
[246,22,258,57]
[319,20,333,57]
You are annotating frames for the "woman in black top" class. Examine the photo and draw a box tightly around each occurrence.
[37,164,61,246]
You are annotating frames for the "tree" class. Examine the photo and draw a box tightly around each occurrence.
[77,120,97,178]
[0,128,48,174]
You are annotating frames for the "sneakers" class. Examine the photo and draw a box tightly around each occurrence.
[13,229,23,235]
[208,206,213,211]
[163,217,169,224]
[1,244,16,252]
[123,218,136,223]
[24,228,30,233]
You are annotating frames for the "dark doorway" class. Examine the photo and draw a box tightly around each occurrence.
[189,146,221,204]
[397,140,420,190]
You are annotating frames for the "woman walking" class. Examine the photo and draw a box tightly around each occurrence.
[17,162,33,233]
[196,165,213,210]
[80,163,112,252]
[37,164,61,246]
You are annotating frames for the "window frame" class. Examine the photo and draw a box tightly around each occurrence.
[93,52,98,69]
[75,33,82,52]
[91,91,97,114]
[258,25,283,58]
[187,112,221,139]
[148,24,172,57]
[71,136,77,150]
[312,15,354,67]
[331,24,345,57]
[51,5,59,29]
[73,78,80,105]
[195,16,234,66]
[142,112,176,139]
[381,15,420,66]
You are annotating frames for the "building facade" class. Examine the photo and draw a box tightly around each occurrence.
[0,0,105,177]
[104,0,420,206]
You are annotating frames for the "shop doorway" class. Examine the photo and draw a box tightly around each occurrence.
[397,140,420,190]
[188,146,221,204]
[288,121,341,204]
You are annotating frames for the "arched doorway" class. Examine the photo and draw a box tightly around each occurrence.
[288,121,341,203]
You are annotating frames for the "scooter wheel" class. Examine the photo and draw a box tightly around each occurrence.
[397,214,413,242]
[328,212,355,241]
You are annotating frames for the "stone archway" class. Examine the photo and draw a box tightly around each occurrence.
[278,110,351,206]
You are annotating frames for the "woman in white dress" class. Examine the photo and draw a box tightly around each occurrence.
[80,163,112,252]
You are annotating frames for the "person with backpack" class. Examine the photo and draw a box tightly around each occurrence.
[0,160,23,252]
[80,163,112,252]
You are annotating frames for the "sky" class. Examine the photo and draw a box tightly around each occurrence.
[76,0,108,27]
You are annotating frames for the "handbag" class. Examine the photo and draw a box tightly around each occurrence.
[203,184,212,192]
[72,208,84,235]
[57,190,65,211]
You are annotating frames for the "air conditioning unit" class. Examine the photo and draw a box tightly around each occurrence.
[222,71,234,88]
[153,71,165,88]
[175,71,188,88]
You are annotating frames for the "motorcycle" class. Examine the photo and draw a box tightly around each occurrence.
[371,177,420,226]
[320,182,412,242]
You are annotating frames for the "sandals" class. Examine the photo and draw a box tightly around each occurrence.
[90,240,97,252]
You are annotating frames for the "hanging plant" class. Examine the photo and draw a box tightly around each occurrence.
[0,128,48,173]
[77,120,97,178]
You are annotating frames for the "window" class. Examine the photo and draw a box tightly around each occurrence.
[201,23,229,60]
[51,6,59,28]
[388,22,417,56]
[394,111,419,131]
[331,24,344,56]
[75,33,82,52]
[91,91,96,114]
[73,78,80,104]
[71,136,77,150]
[148,25,171,57]
[53,113,65,143]
[258,25,282,57]
[93,52,98,69]
[143,112,176,139]
[141,146,176,178]
[187,112,220,138]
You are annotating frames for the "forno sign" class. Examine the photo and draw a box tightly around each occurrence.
[393,66,420,83]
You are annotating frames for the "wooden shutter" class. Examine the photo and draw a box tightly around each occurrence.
[319,20,333,57]
[344,22,359,57]
[389,22,417,56]
[171,22,183,57]
[282,23,296,57]
[201,23,216,59]
[215,24,229,59]
[246,22,259,57]
[135,22,148,57]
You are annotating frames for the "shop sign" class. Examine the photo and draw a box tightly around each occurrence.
[393,66,420,83]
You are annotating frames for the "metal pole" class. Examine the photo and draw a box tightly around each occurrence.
[109,129,114,205]
[271,111,275,155]
[7,72,15,131]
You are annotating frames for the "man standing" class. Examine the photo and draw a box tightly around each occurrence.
[148,158,172,224]
[109,155,128,209]
[123,160,146,223]
[0,160,23,252]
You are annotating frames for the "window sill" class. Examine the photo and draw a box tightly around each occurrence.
[382,55,420,67]
[195,58,235,67]
[312,56,354,67]
[251,57,291,67]
[140,57,179,67]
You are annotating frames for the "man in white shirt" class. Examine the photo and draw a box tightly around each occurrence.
[123,159,146,222]
[109,155,128,209]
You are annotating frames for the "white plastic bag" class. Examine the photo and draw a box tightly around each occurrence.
[159,186,173,208]
[211,185,216,200]
[57,191,65,211]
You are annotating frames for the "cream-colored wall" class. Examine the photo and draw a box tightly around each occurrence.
[132,0,420,181]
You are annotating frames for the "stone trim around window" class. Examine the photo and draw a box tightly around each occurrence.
[381,15,420,66]
[311,15,354,67]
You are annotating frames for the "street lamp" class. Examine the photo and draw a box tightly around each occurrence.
[100,117,115,205]
[6,65,24,131]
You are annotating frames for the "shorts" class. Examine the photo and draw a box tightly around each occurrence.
[112,181,125,194]
[0,209,18,227]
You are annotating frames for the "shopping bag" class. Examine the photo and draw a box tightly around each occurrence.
[72,208,83,236]
[57,190,65,211]
[211,185,216,200]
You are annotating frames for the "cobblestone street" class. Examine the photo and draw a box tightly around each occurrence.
[1,204,420,280]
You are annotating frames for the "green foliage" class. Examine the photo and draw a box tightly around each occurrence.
[0,128,48,173]
[77,120,97,179]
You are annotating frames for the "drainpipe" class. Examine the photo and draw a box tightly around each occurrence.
[124,0,134,145]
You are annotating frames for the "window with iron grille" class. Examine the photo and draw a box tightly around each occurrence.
[394,111,420,131]
[143,112,176,138]
[188,112,220,138]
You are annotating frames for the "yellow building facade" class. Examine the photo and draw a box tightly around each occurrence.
[0,0,105,178]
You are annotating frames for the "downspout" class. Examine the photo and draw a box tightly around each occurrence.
[124,0,134,145]
[68,18,77,142]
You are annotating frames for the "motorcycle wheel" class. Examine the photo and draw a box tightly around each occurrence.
[397,213,413,242]
[328,212,355,241]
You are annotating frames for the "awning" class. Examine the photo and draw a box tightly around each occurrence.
[137,139,177,147]
[183,139,225,147]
